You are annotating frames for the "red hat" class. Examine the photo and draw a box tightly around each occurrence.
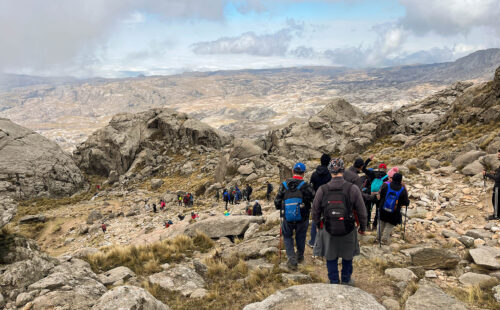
[379,163,387,170]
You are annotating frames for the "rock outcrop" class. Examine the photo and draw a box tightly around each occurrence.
[92,286,169,310]
[0,118,86,199]
[243,283,385,310]
[73,108,230,177]
[0,197,16,229]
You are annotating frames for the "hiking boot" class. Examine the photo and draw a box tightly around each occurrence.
[297,256,304,264]
[307,242,314,248]
[342,279,355,286]
[287,262,298,271]
[487,215,499,220]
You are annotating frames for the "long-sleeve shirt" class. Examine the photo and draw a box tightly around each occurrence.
[486,166,500,188]
[344,166,374,202]
[312,177,367,232]
[274,177,315,220]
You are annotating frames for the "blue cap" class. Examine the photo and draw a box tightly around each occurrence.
[293,162,306,173]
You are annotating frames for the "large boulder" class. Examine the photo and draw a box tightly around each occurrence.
[231,138,263,160]
[405,284,467,310]
[92,286,169,310]
[452,150,486,168]
[98,266,136,286]
[459,272,499,288]
[73,108,229,176]
[0,118,86,199]
[469,246,500,270]
[243,283,384,310]
[410,247,460,269]
[148,266,206,298]
[184,216,264,238]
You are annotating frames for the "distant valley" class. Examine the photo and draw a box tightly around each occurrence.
[1,48,499,152]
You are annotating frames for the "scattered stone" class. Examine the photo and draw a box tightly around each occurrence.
[458,236,475,248]
[151,179,164,190]
[410,247,460,269]
[466,229,493,240]
[246,259,274,271]
[405,284,467,310]
[92,285,170,310]
[425,270,437,278]
[86,210,103,225]
[98,266,136,286]
[469,246,500,269]
[382,298,400,310]
[459,272,499,288]
[185,216,264,238]
[243,283,385,310]
[441,230,460,239]
[385,268,417,283]
[148,266,205,297]
[19,214,46,224]
[493,285,500,302]
[244,223,260,240]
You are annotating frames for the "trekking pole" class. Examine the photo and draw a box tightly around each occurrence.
[377,205,381,248]
[495,187,499,219]
[279,217,283,263]
[403,204,408,241]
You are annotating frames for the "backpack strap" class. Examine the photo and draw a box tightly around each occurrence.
[297,181,305,190]
[282,181,289,190]
[382,175,388,181]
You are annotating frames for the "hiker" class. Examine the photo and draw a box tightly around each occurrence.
[252,200,262,216]
[373,166,398,229]
[178,195,183,206]
[223,189,230,210]
[189,193,194,206]
[101,223,107,233]
[178,214,186,221]
[215,189,220,202]
[246,184,253,201]
[183,194,189,207]
[362,155,388,230]
[153,203,157,213]
[230,188,235,205]
[377,172,409,244]
[160,199,166,211]
[96,184,101,191]
[191,212,199,220]
[312,158,367,285]
[235,186,241,204]
[275,162,315,270]
[308,153,332,248]
[266,181,274,201]
[484,149,500,220]
[245,203,253,215]
[165,220,173,228]
[242,188,248,202]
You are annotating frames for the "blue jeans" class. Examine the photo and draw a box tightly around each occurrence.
[308,222,317,246]
[326,259,353,284]
[282,219,309,265]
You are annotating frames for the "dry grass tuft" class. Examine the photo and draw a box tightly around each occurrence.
[446,285,499,309]
[85,232,213,275]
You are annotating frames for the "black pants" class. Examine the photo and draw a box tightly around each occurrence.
[492,187,499,217]
[364,200,373,226]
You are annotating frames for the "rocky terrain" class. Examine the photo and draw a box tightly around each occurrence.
[1,49,499,152]
[0,65,500,309]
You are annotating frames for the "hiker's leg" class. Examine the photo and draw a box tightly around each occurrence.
[326,259,340,284]
[382,222,395,243]
[308,222,317,246]
[366,201,373,228]
[341,259,353,284]
[378,221,386,241]
[295,220,309,262]
[282,221,297,265]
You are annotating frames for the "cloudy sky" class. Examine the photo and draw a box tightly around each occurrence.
[1,0,499,77]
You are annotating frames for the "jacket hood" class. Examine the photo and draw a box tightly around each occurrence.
[315,165,330,176]
[285,178,304,190]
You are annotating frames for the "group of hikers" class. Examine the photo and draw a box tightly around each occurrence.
[274,154,410,285]
[221,184,254,210]
[177,193,194,207]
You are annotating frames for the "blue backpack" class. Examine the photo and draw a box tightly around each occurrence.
[371,175,388,193]
[382,183,404,213]
[282,180,305,222]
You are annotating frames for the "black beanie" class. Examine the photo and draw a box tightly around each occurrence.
[354,158,364,168]
[392,173,403,183]
[320,154,331,166]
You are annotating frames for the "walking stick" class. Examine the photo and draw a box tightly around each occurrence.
[377,204,381,248]
[403,204,408,241]
[495,187,499,219]
[279,217,283,263]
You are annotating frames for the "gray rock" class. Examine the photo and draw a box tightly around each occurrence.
[0,118,86,199]
[19,214,46,224]
[410,247,460,269]
[281,273,311,284]
[86,210,103,225]
[238,163,255,175]
[405,284,467,310]
[459,272,499,288]
[493,284,500,302]
[244,223,260,240]
[98,266,136,286]
[72,247,99,259]
[466,229,493,240]
[441,230,460,239]
[243,283,384,310]
[230,138,263,160]
[185,216,264,238]
[382,298,400,310]
[92,285,169,310]
[458,236,475,248]
[107,170,119,184]
[0,197,16,228]
[452,150,486,168]
[462,160,484,176]
[151,179,164,190]
[148,266,205,297]
[223,235,278,259]
[246,259,274,271]
[385,268,417,283]
[469,246,500,269]
[427,159,440,169]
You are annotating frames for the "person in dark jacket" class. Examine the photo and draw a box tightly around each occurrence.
[246,184,253,201]
[252,200,262,216]
[308,153,332,248]
[275,162,315,270]
[377,173,410,244]
[223,189,230,210]
[484,149,500,220]
[312,158,367,285]
[362,155,388,230]
[344,158,377,203]
[266,181,274,201]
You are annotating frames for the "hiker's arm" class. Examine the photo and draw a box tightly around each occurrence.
[362,158,375,178]
[303,184,315,208]
[274,184,285,210]
[399,188,410,209]
[312,186,324,226]
[351,185,367,232]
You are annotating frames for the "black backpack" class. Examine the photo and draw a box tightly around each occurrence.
[253,203,262,216]
[321,183,355,236]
